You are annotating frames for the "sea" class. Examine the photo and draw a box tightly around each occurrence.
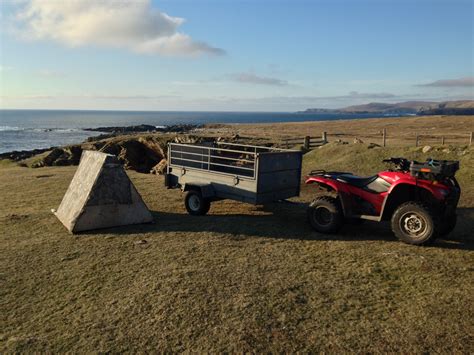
[0,109,404,154]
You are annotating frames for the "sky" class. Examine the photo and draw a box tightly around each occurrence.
[0,0,473,112]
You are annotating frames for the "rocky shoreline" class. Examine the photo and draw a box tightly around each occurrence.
[0,122,242,175]
[84,123,200,134]
[0,123,201,163]
[0,122,276,175]
[0,147,56,162]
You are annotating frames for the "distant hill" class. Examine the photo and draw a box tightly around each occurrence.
[417,100,474,115]
[300,100,474,115]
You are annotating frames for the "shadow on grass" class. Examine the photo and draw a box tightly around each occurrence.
[80,203,474,250]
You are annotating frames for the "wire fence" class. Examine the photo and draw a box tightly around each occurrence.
[277,131,473,150]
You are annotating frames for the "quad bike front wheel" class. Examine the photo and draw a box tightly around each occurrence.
[185,191,211,216]
[307,196,343,233]
[391,202,438,245]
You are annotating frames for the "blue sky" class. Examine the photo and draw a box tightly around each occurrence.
[0,0,473,111]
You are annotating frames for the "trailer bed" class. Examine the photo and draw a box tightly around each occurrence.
[165,142,302,205]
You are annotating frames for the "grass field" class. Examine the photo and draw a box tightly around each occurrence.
[1,141,473,352]
[207,115,474,147]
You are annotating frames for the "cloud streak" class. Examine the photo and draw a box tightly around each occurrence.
[345,91,396,99]
[13,0,225,57]
[417,77,474,87]
[230,72,288,86]
[36,69,66,78]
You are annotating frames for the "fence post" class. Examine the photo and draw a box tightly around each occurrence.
[470,132,473,146]
[304,136,310,150]
[441,136,445,145]
[415,133,419,147]
[322,131,327,143]
[382,128,386,147]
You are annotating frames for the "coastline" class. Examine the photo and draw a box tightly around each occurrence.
[2,107,472,155]
[1,115,473,168]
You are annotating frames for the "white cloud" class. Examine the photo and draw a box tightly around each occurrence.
[417,77,474,87]
[346,91,396,99]
[2,92,473,111]
[13,0,225,57]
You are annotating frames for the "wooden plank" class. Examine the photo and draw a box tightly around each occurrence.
[322,131,328,143]
[282,138,304,142]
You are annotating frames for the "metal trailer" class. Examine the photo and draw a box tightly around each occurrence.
[165,142,303,215]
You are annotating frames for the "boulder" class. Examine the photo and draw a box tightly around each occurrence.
[353,137,364,144]
[368,143,381,149]
[32,146,83,168]
[150,159,168,175]
[422,145,432,153]
[174,135,200,144]
[32,136,168,173]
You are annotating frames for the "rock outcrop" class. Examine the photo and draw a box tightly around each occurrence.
[150,159,168,175]
[29,134,212,173]
[0,148,53,162]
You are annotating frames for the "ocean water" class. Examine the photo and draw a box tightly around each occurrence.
[0,109,400,153]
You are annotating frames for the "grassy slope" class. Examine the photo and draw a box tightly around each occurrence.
[216,115,474,147]
[1,145,473,352]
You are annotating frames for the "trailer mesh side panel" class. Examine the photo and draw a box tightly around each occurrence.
[169,144,255,178]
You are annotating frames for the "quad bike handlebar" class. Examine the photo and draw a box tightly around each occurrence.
[382,157,410,171]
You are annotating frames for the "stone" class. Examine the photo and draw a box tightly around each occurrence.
[368,143,381,149]
[353,137,364,144]
[422,145,432,153]
[150,159,168,175]
[54,151,153,233]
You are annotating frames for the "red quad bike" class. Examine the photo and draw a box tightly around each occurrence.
[305,158,461,245]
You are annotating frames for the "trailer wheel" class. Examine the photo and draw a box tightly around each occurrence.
[185,191,211,216]
[307,196,343,233]
[391,202,438,245]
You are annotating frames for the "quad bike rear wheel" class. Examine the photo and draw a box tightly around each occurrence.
[307,196,343,233]
[391,202,438,245]
[185,191,211,216]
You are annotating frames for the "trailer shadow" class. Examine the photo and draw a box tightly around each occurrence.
[90,203,474,251]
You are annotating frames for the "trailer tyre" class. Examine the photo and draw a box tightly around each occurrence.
[307,196,343,233]
[185,191,211,216]
[391,202,438,245]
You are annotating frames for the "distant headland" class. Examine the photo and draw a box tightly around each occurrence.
[299,100,474,115]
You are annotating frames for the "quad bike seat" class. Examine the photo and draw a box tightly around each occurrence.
[336,174,378,188]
